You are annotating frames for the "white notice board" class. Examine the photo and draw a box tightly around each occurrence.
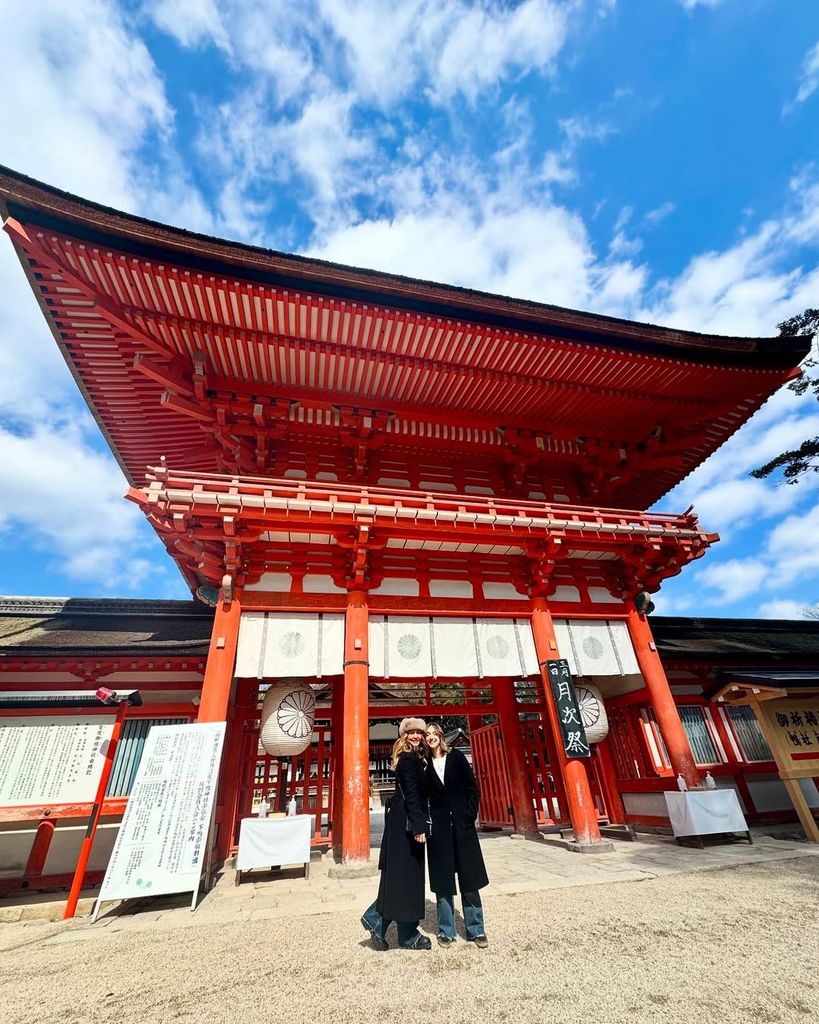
[0,716,115,808]
[97,722,225,908]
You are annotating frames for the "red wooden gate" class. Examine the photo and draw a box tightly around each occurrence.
[473,716,610,830]
[519,717,570,827]
[235,721,334,847]
[471,724,513,828]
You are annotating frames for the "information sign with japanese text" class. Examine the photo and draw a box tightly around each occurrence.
[0,716,115,808]
[97,722,225,904]
[762,698,819,774]
[546,659,591,758]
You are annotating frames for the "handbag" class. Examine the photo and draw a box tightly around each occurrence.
[396,778,432,838]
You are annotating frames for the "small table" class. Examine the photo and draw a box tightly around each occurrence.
[235,815,312,885]
[664,789,751,848]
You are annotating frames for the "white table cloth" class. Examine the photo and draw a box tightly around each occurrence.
[236,815,312,871]
[664,790,748,839]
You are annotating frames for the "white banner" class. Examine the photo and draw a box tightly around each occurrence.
[0,716,115,808]
[236,612,344,678]
[553,619,640,677]
[369,616,537,678]
[97,722,225,904]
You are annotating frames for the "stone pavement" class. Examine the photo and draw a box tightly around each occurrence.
[2,824,816,934]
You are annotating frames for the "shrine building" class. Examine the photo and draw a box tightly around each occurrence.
[0,164,816,889]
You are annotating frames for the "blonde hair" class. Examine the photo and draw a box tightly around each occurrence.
[390,732,427,770]
[426,722,451,754]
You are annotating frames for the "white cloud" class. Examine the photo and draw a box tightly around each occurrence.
[146,0,574,107]
[195,85,374,229]
[788,39,819,109]
[309,177,650,318]
[764,504,819,588]
[651,590,696,615]
[695,559,768,603]
[644,201,675,227]
[757,599,813,620]
[143,0,230,51]
[1,0,170,211]
[681,478,803,533]
[314,0,571,106]
[0,2,216,595]
[0,417,164,590]
[678,0,724,9]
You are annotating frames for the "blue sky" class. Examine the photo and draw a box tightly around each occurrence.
[1,0,819,618]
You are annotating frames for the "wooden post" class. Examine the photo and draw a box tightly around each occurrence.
[493,678,540,837]
[197,593,241,724]
[341,590,371,863]
[64,700,127,919]
[24,818,56,879]
[530,599,602,845]
[626,605,700,789]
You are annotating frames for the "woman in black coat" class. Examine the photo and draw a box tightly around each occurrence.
[360,718,432,950]
[425,722,489,948]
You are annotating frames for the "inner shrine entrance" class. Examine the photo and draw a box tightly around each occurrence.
[228,666,610,856]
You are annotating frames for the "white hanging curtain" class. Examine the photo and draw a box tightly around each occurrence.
[235,612,345,678]
[368,616,537,679]
[552,619,640,677]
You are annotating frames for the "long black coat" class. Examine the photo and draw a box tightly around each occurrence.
[426,748,489,896]
[376,751,429,922]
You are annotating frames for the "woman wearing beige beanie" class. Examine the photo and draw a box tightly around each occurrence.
[360,718,432,950]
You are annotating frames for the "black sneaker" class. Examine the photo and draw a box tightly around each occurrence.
[400,934,432,950]
[360,915,388,951]
[437,935,455,948]
[469,935,488,948]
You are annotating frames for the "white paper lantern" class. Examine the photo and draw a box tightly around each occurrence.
[260,680,316,756]
[574,683,609,744]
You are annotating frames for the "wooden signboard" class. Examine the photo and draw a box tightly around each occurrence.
[750,697,819,843]
[760,698,819,772]
[545,658,591,758]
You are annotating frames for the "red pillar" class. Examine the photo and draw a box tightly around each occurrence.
[331,678,345,859]
[530,599,602,845]
[64,700,127,919]
[341,590,370,863]
[464,686,485,741]
[626,606,700,789]
[593,740,626,825]
[197,593,241,724]
[215,678,254,861]
[25,818,56,879]
[493,678,539,837]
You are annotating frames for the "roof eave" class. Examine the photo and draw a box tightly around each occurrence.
[0,164,811,370]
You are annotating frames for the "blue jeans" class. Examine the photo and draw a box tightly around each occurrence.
[436,891,485,940]
[361,900,424,947]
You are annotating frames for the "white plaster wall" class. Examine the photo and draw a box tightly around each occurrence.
[748,775,819,812]
[621,793,669,818]
[0,820,121,878]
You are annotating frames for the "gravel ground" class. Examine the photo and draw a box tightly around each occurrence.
[2,856,818,1024]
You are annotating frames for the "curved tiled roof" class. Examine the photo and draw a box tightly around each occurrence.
[0,597,213,657]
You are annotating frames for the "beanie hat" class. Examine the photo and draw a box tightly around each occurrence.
[399,717,427,736]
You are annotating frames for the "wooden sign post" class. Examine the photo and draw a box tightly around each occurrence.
[748,696,819,843]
